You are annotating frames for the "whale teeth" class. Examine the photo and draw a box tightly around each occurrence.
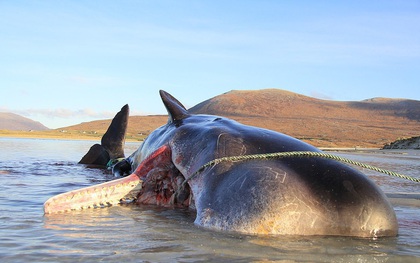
[43,173,142,214]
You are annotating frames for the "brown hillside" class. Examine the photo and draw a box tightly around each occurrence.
[189,89,420,147]
[58,89,420,148]
[62,115,168,141]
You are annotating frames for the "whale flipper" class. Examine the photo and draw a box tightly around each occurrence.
[78,144,110,165]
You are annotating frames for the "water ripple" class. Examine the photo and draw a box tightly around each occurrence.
[0,138,419,262]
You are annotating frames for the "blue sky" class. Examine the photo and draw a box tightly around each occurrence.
[1,1,419,129]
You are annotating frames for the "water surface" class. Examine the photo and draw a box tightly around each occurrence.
[0,138,419,262]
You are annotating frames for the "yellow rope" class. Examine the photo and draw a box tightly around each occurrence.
[185,151,420,184]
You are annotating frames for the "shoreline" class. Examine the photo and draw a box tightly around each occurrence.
[1,134,417,157]
[0,130,142,142]
[320,147,381,152]
[0,133,141,142]
[2,131,416,151]
[0,134,98,141]
[0,132,379,151]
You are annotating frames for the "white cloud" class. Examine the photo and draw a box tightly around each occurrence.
[10,108,115,120]
[310,91,334,100]
[2,106,149,120]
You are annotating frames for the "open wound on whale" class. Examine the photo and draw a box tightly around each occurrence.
[44,144,192,213]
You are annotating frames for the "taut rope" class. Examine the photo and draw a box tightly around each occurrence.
[181,151,420,187]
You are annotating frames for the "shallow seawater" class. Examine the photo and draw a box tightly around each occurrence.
[0,138,419,262]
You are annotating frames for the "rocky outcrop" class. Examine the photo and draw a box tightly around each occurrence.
[382,136,420,149]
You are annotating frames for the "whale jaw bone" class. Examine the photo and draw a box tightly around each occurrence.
[43,173,142,214]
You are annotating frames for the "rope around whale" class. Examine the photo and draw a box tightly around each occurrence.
[180,151,420,190]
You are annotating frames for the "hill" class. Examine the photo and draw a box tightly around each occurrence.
[0,112,49,131]
[61,89,420,148]
[62,115,167,141]
[188,89,420,147]
[3,89,419,148]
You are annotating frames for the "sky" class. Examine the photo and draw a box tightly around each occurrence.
[1,1,419,129]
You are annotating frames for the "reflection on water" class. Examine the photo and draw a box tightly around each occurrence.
[41,205,418,262]
[0,138,419,262]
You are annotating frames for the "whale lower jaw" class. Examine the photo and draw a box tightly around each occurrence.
[43,173,142,214]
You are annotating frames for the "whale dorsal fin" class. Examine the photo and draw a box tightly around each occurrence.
[160,90,190,123]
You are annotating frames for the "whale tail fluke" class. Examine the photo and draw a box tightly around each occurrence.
[79,104,129,166]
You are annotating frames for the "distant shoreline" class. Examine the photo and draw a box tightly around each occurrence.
[0,134,99,141]
[1,130,384,151]
[2,133,416,154]
[320,147,381,151]
[0,130,141,142]
[5,131,417,152]
[0,130,100,141]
